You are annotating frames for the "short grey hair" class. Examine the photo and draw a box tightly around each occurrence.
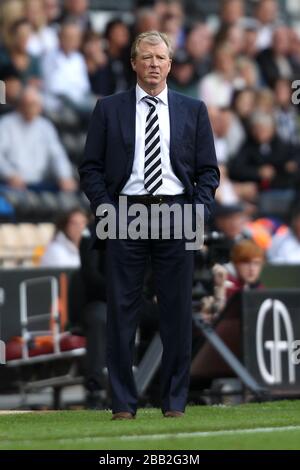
[130,30,173,60]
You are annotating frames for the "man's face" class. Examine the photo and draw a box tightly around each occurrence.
[131,39,172,92]
[19,93,42,121]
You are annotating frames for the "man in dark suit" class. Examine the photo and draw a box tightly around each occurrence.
[79,31,219,420]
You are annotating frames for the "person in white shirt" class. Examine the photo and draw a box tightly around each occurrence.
[268,207,300,264]
[41,21,92,112]
[198,44,237,108]
[0,86,77,192]
[25,0,59,57]
[41,207,88,267]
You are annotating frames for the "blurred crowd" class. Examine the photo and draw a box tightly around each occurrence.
[1,0,300,270]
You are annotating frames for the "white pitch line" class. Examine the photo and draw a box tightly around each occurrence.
[2,425,300,446]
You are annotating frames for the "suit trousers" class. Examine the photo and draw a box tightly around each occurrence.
[105,195,195,414]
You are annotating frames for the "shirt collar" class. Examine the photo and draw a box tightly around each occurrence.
[136,83,168,106]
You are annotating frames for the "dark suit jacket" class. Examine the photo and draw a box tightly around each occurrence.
[79,87,219,248]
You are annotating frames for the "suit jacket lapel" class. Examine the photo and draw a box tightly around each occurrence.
[118,87,136,161]
[168,89,187,167]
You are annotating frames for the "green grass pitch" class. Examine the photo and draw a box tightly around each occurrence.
[0,400,300,450]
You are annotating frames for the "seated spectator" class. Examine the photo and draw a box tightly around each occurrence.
[185,23,213,81]
[0,86,77,192]
[219,0,245,28]
[134,8,161,36]
[41,207,88,267]
[208,105,245,163]
[81,31,114,97]
[231,87,256,134]
[242,22,259,59]
[103,19,132,92]
[24,0,59,57]
[274,78,300,145]
[254,0,280,51]
[268,206,300,264]
[163,0,186,48]
[0,18,41,86]
[0,0,25,49]
[44,0,61,25]
[228,111,300,191]
[199,239,265,323]
[41,21,92,113]
[198,44,237,107]
[215,24,245,57]
[254,87,275,114]
[226,239,265,297]
[59,0,91,31]
[168,49,198,98]
[256,26,295,88]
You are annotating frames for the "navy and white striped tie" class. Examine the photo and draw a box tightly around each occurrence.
[143,95,163,194]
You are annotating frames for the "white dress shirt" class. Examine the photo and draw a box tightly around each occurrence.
[121,84,185,195]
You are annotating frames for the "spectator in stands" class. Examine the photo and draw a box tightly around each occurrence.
[0,0,25,49]
[160,0,186,50]
[268,206,300,264]
[185,23,213,81]
[254,87,275,114]
[103,19,132,92]
[256,26,295,88]
[0,18,41,86]
[215,24,245,57]
[219,0,245,27]
[198,44,237,107]
[24,0,59,57]
[242,22,259,59]
[228,111,300,191]
[134,8,161,36]
[231,87,256,134]
[254,0,280,51]
[274,78,300,145]
[41,207,88,267]
[208,105,245,163]
[226,239,265,297]
[81,31,113,97]
[41,21,92,113]
[167,48,198,98]
[44,0,61,25]
[199,239,265,323]
[59,0,91,31]
[0,86,77,192]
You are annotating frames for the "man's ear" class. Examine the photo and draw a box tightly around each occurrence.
[131,59,136,71]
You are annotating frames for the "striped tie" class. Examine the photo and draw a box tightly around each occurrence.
[143,95,163,194]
